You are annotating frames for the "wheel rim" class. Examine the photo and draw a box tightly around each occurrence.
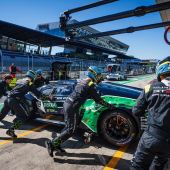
[104,114,132,143]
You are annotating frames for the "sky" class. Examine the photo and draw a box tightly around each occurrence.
[0,0,169,60]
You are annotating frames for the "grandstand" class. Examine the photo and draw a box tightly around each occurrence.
[0,49,111,72]
[0,19,130,79]
[37,19,129,53]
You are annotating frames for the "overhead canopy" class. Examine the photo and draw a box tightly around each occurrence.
[0,20,130,58]
[0,20,65,46]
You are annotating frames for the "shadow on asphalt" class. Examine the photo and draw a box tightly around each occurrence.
[13,137,48,148]
[0,137,49,148]
[0,119,139,157]
[0,119,64,131]
[54,152,112,166]
[0,120,13,129]
[0,137,14,140]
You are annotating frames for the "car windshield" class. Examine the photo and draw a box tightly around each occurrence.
[54,85,74,95]
[37,84,54,96]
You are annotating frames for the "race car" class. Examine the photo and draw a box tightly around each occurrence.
[0,80,146,146]
[106,72,127,81]
[38,80,146,146]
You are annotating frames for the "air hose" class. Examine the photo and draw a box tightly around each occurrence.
[164,26,170,45]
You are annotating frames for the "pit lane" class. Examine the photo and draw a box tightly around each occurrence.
[1,74,168,170]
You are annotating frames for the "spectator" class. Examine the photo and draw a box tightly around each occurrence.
[8,63,21,78]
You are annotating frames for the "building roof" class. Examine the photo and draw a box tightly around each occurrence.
[69,20,129,49]
[37,20,129,52]
[0,20,65,46]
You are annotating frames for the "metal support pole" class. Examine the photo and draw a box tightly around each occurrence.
[37,45,41,54]
[23,43,26,53]
[60,0,117,33]
[31,54,33,70]
[6,37,9,50]
[64,0,118,15]
[0,49,3,72]
[27,54,30,71]
[49,46,52,55]
[75,21,170,39]
[66,2,170,29]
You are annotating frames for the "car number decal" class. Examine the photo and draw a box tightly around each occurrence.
[42,102,58,113]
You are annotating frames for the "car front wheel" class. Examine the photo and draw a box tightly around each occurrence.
[99,110,137,146]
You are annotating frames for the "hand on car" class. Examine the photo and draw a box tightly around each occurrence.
[108,104,115,110]
[48,95,53,101]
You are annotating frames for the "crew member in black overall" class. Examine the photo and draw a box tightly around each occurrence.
[0,74,13,99]
[1,70,41,138]
[130,56,170,170]
[0,74,13,120]
[45,66,115,157]
[34,69,49,88]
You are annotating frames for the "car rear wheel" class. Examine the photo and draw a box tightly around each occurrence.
[99,110,137,146]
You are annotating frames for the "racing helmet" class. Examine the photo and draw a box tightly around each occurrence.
[87,66,103,83]
[26,70,36,81]
[36,69,43,75]
[156,56,170,81]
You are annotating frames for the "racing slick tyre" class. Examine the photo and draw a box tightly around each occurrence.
[99,110,137,146]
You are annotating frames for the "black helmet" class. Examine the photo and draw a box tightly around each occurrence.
[3,74,13,80]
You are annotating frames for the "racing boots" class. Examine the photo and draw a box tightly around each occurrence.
[83,132,93,144]
[45,140,54,157]
[6,128,17,138]
[45,140,66,157]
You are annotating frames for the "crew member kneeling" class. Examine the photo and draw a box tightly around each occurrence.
[1,70,41,138]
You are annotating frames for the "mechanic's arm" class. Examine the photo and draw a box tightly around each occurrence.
[132,87,149,117]
[30,84,42,97]
[44,77,49,84]
[89,85,115,110]
[0,83,8,96]
[3,90,8,96]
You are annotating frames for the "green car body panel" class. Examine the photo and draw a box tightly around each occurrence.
[0,95,137,135]
[81,95,137,133]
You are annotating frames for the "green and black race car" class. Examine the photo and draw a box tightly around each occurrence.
[0,80,146,146]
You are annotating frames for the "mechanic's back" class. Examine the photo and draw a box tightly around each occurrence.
[142,80,170,132]
[68,78,109,108]
[131,56,170,170]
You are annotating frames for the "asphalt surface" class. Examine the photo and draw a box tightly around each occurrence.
[1,74,169,170]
